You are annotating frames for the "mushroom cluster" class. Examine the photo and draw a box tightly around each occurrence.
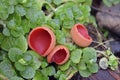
[28,23,92,65]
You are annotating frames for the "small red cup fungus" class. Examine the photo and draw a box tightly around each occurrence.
[47,45,69,65]
[28,27,56,57]
[70,23,92,47]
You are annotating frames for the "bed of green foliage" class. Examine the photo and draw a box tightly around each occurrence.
[0,0,118,80]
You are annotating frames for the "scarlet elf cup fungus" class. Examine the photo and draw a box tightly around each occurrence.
[70,23,92,47]
[28,27,56,57]
[47,45,70,65]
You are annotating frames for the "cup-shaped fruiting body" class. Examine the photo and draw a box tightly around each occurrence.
[28,27,56,57]
[47,45,69,65]
[70,23,92,47]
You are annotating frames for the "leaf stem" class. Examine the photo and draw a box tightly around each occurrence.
[96,50,108,58]
[66,67,77,80]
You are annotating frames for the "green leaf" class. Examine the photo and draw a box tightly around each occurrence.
[9,76,23,80]
[47,19,60,30]
[59,74,66,80]
[31,58,41,70]
[27,50,44,60]
[87,63,98,73]
[1,33,27,52]
[8,48,23,62]
[15,35,28,52]
[54,70,62,78]
[15,5,26,16]
[33,70,49,80]
[20,67,35,79]
[79,5,90,17]
[79,70,91,77]
[1,36,15,51]
[82,47,97,62]
[63,19,74,29]
[8,0,18,5]
[72,5,82,18]
[108,55,118,70]
[78,60,87,70]
[7,19,16,30]
[53,0,62,5]
[65,8,74,20]
[15,62,26,71]
[55,30,66,44]
[41,61,48,68]
[70,49,82,63]
[2,27,10,36]
[0,51,6,61]
[8,5,14,14]
[0,11,9,20]
[41,66,56,76]
[23,52,33,65]
[65,43,76,51]
[22,0,34,7]
[59,61,71,71]
[13,13,21,26]
[0,59,16,79]
[45,0,52,3]
[18,58,27,65]
[21,19,30,33]
[11,27,24,37]
[26,8,45,24]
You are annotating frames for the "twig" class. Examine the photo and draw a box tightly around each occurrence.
[92,39,114,49]
[96,50,108,58]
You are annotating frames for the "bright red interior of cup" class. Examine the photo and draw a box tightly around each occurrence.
[51,49,67,63]
[77,25,90,40]
[29,28,51,55]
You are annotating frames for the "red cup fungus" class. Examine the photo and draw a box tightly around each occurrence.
[28,27,56,57]
[47,45,69,65]
[70,23,92,47]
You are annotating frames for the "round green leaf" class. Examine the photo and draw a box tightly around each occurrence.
[8,48,23,62]
[23,52,33,64]
[41,61,48,68]
[33,71,49,80]
[15,35,28,53]
[41,66,56,76]
[2,27,10,36]
[87,63,98,73]
[70,49,82,63]
[20,67,35,79]
[59,61,71,71]
[31,58,41,70]
[79,70,91,77]
[78,60,86,70]
[15,5,26,16]
[15,62,26,71]
[82,47,97,62]
[8,5,14,14]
